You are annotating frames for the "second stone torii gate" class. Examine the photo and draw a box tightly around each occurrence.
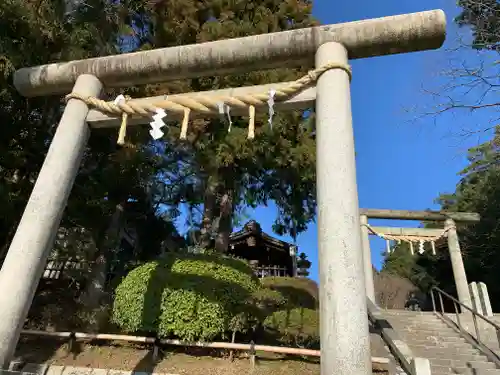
[359,208,480,310]
[0,9,447,375]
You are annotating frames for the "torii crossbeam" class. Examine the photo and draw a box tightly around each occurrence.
[0,10,446,375]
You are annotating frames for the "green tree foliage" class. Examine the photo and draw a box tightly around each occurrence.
[380,127,500,311]
[130,0,319,251]
[1,0,320,269]
[456,0,500,50]
[382,240,455,296]
[3,0,319,332]
[434,127,500,310]
[296,252,312,277]
[0,0,192,326]
[0,0,114,322]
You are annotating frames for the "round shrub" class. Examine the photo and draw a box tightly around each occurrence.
[263,307,319,348]
[112,252,262,342]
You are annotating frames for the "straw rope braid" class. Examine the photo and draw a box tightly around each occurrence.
[363,224,454,243]
[66,62,352,144]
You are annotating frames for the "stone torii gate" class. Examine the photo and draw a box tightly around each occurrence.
[0,10,447,375]
[359,208,481,310]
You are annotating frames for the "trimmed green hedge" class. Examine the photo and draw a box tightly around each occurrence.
[260,277,319,348]
[112,253,266,341]
[261,277,318,309]
[263,307,319,349]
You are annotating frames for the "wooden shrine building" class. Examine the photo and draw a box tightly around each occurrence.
[228,220,297,278]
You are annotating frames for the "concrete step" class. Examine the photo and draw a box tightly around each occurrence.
[430,367,499,375]
[432,367,500,375]
[400,333,469,342]
[416,348,482,357]
[387,321,448,328]
[382,310,436,315]
[406,336,469,344]
[428,359,496,369]
[414,337,479,352]
[408,338,468,347]
[388,323,454,331]
[457,369,500,375]
[389,322,450,331]
[467,362,498,370]
[383,318,444,325]
[393,326,460,333]
[384,315,443,324]
[396,331,465,340]
[425,355,488,365]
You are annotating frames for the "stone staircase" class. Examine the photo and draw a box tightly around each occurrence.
[381,310,500,375]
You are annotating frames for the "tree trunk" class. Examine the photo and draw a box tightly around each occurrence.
[81,203,125,308]
[0,222,19,264]
[199,179,218,249]
[215,190,233,253]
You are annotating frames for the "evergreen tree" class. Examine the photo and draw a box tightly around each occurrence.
[435,127,500,310]
[133,0,319,252]
[297,252,312,277]
[381,127,500,310]
[456,0,500,50]
[0,0,191,316]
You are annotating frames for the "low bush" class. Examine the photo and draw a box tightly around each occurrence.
[263,307,319,349]
[112,252,275,342]
[261,277,318,309]
[259,277,319,348]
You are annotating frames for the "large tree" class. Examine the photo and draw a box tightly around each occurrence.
[0,0,124,261]
[128,0,319,252]
[0,0,190,317]
[435,126,500,310]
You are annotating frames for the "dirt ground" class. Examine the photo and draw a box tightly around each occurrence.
[14,337,322,375]
[14,337,387,375]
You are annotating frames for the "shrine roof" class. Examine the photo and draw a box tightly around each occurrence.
[229,220,295,252]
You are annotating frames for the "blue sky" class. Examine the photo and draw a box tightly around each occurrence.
[229,0,497,282]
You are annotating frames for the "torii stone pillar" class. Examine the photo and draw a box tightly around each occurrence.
[316,42,370,375]
[0,75,103,368]
[445,218,472,310]
[360,215,376,304]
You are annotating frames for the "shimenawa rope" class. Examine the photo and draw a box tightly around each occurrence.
[66,62,352,144]
[363,223,453,243]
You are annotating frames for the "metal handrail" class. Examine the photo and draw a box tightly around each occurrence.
[431,286,500,334]
[430,286,500,366]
